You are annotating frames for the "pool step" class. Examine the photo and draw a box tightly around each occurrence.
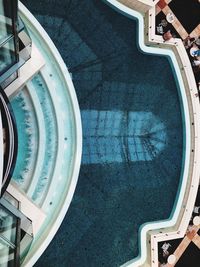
[11,62,72,207]
[25,81,47,198]
[11,72,59,206]
[39,68,64,210]
[26,72,58,206]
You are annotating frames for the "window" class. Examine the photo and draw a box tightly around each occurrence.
[0,0,14,44]
[0,37,17,74]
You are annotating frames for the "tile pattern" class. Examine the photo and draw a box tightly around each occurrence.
[170,225,200,266]
[156,0,200,40]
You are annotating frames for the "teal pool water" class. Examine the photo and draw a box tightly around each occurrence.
[10,73,58,204]
[21,0,184,266]
[10,90,38,188]
[31,74,58,203]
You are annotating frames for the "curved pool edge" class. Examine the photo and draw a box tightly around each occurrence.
[18,2,82,267]
[103,0,200,267]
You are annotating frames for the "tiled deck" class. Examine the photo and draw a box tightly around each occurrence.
[155,0,200,94]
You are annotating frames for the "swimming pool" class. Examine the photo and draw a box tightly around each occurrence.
[21,0,184,266]
[10,73,58,205]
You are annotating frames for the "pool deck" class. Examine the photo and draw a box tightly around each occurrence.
[106,0,200,267]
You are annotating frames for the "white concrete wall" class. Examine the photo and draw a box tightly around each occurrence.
[7,182,46,235]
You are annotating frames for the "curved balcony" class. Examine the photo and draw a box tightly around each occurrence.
[0,88,18,196]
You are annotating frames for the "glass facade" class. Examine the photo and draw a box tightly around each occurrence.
[0,193,33,267]
[0,37,16,74]
[0,0,18,77]
[0,0,32,89]
[0,0,15,42]
[0,2,33,265]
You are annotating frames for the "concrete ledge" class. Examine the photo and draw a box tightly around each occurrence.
[7,181,46,235]
[5,44,45,99]
[117,0,158,14]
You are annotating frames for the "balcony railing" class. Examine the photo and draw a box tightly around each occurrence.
[0,192,33,267]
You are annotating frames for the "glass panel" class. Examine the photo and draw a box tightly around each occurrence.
[20,228,33,262]
[3,192,19,209]
[0,239,15,267]
[0,0,13,43]
[0,199,33,266]
[20,216,32,237]
[0,205,17,245]
[0,37,16,74]
[0,71,18,89]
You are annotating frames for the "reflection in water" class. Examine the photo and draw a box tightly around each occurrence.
[82,110,167,164]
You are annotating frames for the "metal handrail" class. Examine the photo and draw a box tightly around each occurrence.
[0,88,18,196]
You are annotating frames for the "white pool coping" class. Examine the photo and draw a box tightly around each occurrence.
[18,2,82,267]
[104,1,200,267]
